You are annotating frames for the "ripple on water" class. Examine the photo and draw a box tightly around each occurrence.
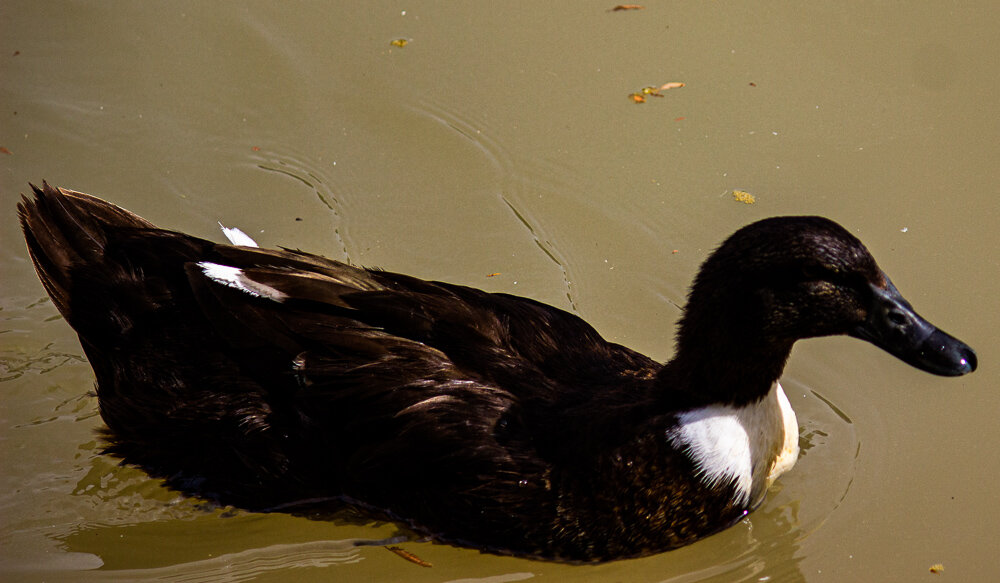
[98,539,365,582]
[0,344,84,382]
[406,97,588,311]
[249,145,352,260]
[775,378,859,538]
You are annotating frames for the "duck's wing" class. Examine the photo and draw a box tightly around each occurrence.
[191,252,661,390]
[186,253,667,538]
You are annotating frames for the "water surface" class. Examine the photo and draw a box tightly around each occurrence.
[2,2,998,581]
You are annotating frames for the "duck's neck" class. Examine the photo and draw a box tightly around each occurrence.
[654,319,800,508]
[659,326,794,408]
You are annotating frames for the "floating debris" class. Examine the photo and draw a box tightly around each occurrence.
[0,146,11,155]
[929,563,944,574]
[629,82,685,103]
[390,38,409,48]
[610,4,645,11]
[386,546,432,567]
[732,190,756,204]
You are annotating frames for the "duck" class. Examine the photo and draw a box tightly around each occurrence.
[18,182,976,562]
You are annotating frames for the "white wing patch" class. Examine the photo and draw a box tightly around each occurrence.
[667,382,799,507]
[219,222,259,247]
[198,262,287,302]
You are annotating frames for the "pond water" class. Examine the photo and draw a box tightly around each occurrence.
[2,2,998,582]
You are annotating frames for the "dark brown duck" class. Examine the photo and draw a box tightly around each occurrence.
[18,183,976,562]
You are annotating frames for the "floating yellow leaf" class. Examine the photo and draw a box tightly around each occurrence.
[629,82,684,104]
[732,190,756,204]
[929,564,944,574]
[390,38,409,47]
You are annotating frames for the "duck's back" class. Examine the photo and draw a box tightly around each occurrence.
[21,184,707,559]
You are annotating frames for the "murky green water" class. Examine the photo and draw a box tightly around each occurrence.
[2,2,998,581]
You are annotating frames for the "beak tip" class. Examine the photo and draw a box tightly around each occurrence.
[958,347,977,374]
[926,339,976,377]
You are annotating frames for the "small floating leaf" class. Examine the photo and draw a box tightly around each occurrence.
[732,190,756,204]
[929,564,944,574]
[390,38,409,47]
[629,82,684,104]
[386,546,432,567]
[0,146,11,155]
[610,4,645,10]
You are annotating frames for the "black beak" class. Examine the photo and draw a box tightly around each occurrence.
[849,277,977,377]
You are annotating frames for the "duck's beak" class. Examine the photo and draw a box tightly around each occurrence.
[849,277,977,376]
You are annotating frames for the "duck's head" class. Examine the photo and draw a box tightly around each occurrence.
[679,216,976,379]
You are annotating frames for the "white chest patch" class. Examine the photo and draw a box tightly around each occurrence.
[666,382,799,506]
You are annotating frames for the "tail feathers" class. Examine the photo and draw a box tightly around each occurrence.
[18,182,179,328]
[19,183,142,317]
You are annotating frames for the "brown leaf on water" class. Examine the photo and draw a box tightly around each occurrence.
[0,146,11,155]
[628,93,646,103]
[486,272,501,278]
[386,546,432,567]
[929,564,944,574]
[610,5,645,11]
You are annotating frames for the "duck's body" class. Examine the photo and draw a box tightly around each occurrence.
[18,184,975,561]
